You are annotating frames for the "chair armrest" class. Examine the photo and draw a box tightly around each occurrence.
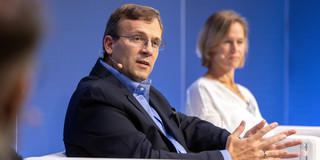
[279,134,320,160]
[274,125,320,160]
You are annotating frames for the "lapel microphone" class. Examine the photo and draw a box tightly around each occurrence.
[172,108,181,128]
[99,49,123,69]
[109,55,123,69]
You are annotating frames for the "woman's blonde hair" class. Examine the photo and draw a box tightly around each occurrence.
[198,10,248,68]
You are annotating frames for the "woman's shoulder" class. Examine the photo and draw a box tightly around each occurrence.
[237,83,250,91]
[188,77,221,92]
[237,84,256,98]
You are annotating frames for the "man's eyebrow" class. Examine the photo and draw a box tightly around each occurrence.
[130,31,161,40]
[129,31,146,36]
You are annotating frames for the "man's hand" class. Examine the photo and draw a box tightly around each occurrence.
[263,129,302,159]
[226,120,302,160]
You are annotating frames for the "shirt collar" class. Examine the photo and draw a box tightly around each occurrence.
[99,59,151,101]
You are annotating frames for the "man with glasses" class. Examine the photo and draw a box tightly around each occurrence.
[64,4,301,160]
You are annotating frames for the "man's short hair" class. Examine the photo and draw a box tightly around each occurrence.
[102,4,163,58]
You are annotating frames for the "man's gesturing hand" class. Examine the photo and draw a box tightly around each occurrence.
[226,120,301,160]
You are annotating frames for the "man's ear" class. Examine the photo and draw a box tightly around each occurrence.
[103,35,114,55]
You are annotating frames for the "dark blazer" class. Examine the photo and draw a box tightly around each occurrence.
[63,60,230,159]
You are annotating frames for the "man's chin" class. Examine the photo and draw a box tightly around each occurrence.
[133,73,150,82]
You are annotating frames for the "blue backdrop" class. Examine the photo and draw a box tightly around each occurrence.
[17,0,320,157]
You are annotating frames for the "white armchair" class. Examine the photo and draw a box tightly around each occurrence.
[24,152,144,160]
[24,152,163,160]
[24,125,320,160]
[24,152,68,160]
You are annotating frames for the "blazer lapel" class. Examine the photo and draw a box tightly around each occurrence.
[127,94,180,153]
[91,60,163,129]
[149,87,188,151]
[126,95,157,123]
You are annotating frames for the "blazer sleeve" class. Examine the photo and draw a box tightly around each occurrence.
[179,112,230,152]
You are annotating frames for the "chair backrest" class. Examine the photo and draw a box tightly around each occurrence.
[275,125,320,138]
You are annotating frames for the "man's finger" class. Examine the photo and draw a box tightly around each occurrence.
[264,150,288,158]
[260,134,287,149]
[273,139,303,150]
[275,129,297,137]
[243,120,266,138]
[250,122,278,140]
[267,150,300,159]
[279,152,300,158]
[231,120,246,137]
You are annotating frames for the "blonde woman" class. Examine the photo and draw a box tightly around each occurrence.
[186,10,268,135]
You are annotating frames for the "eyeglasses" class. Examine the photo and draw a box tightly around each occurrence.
[118,35,166,51]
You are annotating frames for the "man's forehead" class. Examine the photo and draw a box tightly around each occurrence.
[118,19,162,36]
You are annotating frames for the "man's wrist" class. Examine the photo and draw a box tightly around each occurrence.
[220,150,232,160]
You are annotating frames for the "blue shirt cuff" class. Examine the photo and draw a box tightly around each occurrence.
[220,150,232,160]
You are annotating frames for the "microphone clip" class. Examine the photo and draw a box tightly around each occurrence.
[171,108,181,128]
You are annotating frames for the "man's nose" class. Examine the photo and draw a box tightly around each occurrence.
[142,40,154,55]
